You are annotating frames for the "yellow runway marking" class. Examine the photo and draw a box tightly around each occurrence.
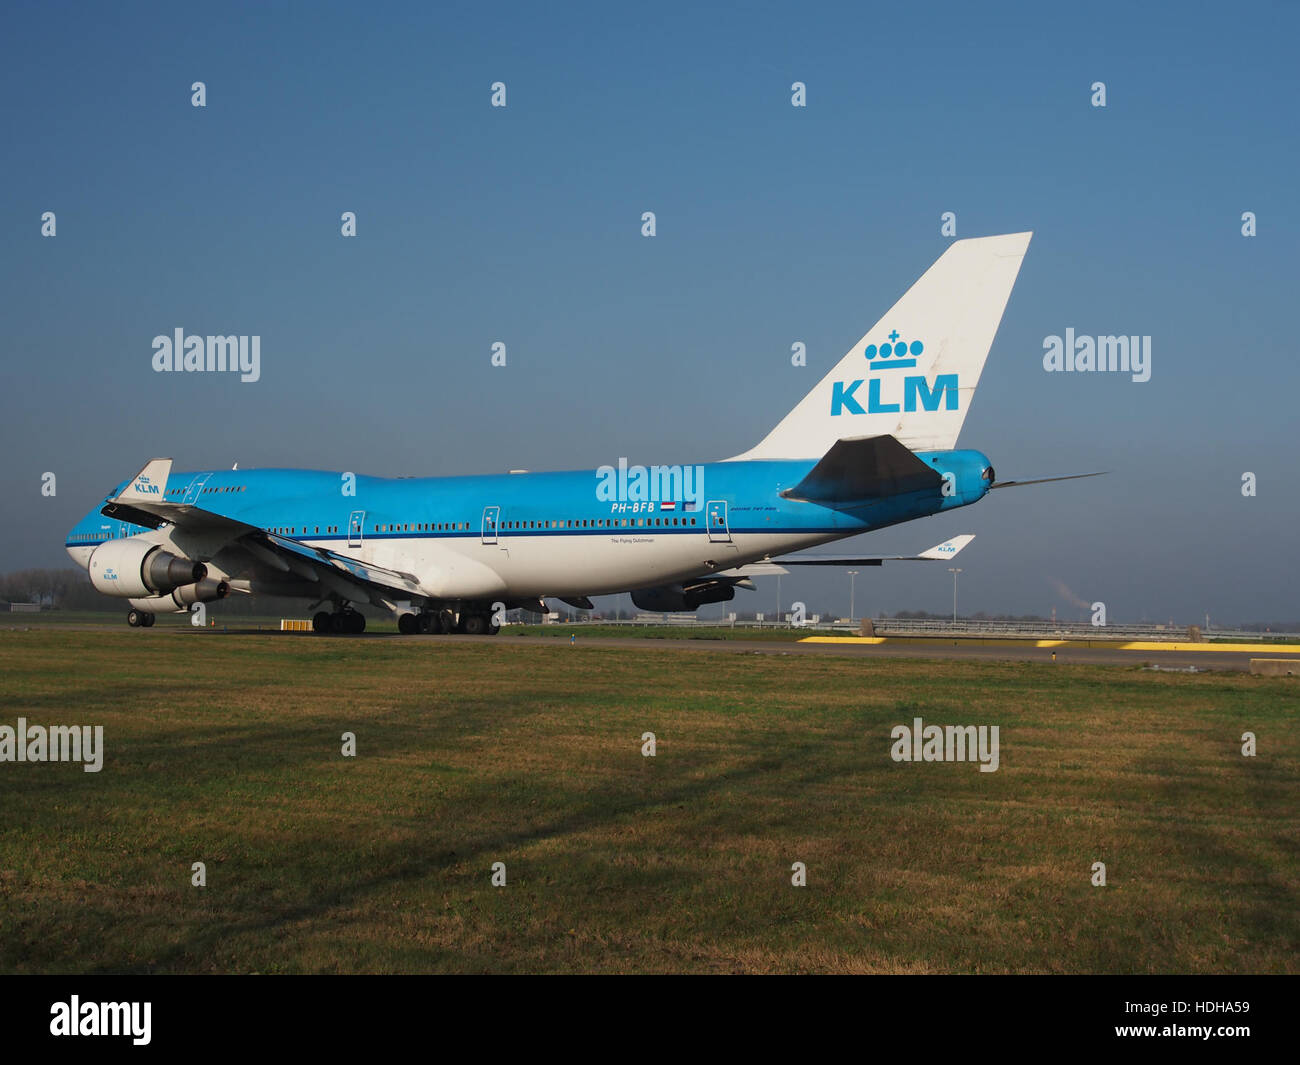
[798,636,1300,654]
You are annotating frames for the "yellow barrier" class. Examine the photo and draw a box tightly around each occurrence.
[279,619,313,632]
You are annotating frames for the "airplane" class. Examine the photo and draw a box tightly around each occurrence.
[65,231,1093,634]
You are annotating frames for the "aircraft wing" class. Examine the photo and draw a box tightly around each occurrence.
[255,529,426,597]
[721,535,974,576]
[101,457,427,599]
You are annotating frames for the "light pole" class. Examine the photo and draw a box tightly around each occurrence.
[847,570,859,622]
[948,567,962,624]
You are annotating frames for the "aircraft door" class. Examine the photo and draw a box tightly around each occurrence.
[706,500,731,543]
[348,510,365,548]
[181,472,212,505]
[481,505,500,545]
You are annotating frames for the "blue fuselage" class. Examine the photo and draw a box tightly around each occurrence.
[67,450,993,553]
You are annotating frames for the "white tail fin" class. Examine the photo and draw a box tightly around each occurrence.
[730,232,1032,460]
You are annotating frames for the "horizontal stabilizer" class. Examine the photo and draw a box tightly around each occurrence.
[721,535,973,577]
[772,534,974,565]
[916,534,976,559]
[781,435,941,505]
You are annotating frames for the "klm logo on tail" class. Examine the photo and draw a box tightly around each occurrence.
[831,330,958,416]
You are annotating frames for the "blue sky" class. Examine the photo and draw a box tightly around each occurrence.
[2,0,1297,623]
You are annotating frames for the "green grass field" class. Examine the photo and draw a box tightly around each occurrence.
[0,628,1295,973]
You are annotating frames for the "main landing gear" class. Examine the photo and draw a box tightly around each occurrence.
[393,609,499,635]
[126,609,156,628]
[312,605,501,636]
[397,609,458,635]
[458,612,500,636]
[312,608,366,634]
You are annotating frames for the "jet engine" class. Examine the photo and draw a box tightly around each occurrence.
[631,579,736,613]
[89,537,207,598]
[127,578,230,614]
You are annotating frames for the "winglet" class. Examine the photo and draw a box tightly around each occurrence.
[115,458,173,502]
[918,534,975,560]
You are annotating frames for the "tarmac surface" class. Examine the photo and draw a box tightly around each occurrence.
[265,630,1300,671]
[473,635,1299,671]
[12,620,1300,671]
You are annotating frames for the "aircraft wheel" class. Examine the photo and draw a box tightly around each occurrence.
[437,610,455,634]
[142,612,156,628]
[313,611,333,633]
[485,616,500,636]
[462,613,488,636]
[127,609,143,627]
[398,612,419,635]
[416,612,435,634]
[336,611,365,635]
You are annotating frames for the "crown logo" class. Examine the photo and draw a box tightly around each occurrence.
[865,329,923,369]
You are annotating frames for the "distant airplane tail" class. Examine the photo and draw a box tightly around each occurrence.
[729,232,1032,461]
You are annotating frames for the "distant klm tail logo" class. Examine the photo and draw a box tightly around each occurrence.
[831,329,959,416]
[134,475,160,495]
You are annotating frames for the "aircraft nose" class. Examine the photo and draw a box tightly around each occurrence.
[66,531,93,570]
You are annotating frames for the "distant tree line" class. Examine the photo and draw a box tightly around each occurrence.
[0,568,109,610]
[0,567,322,617]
